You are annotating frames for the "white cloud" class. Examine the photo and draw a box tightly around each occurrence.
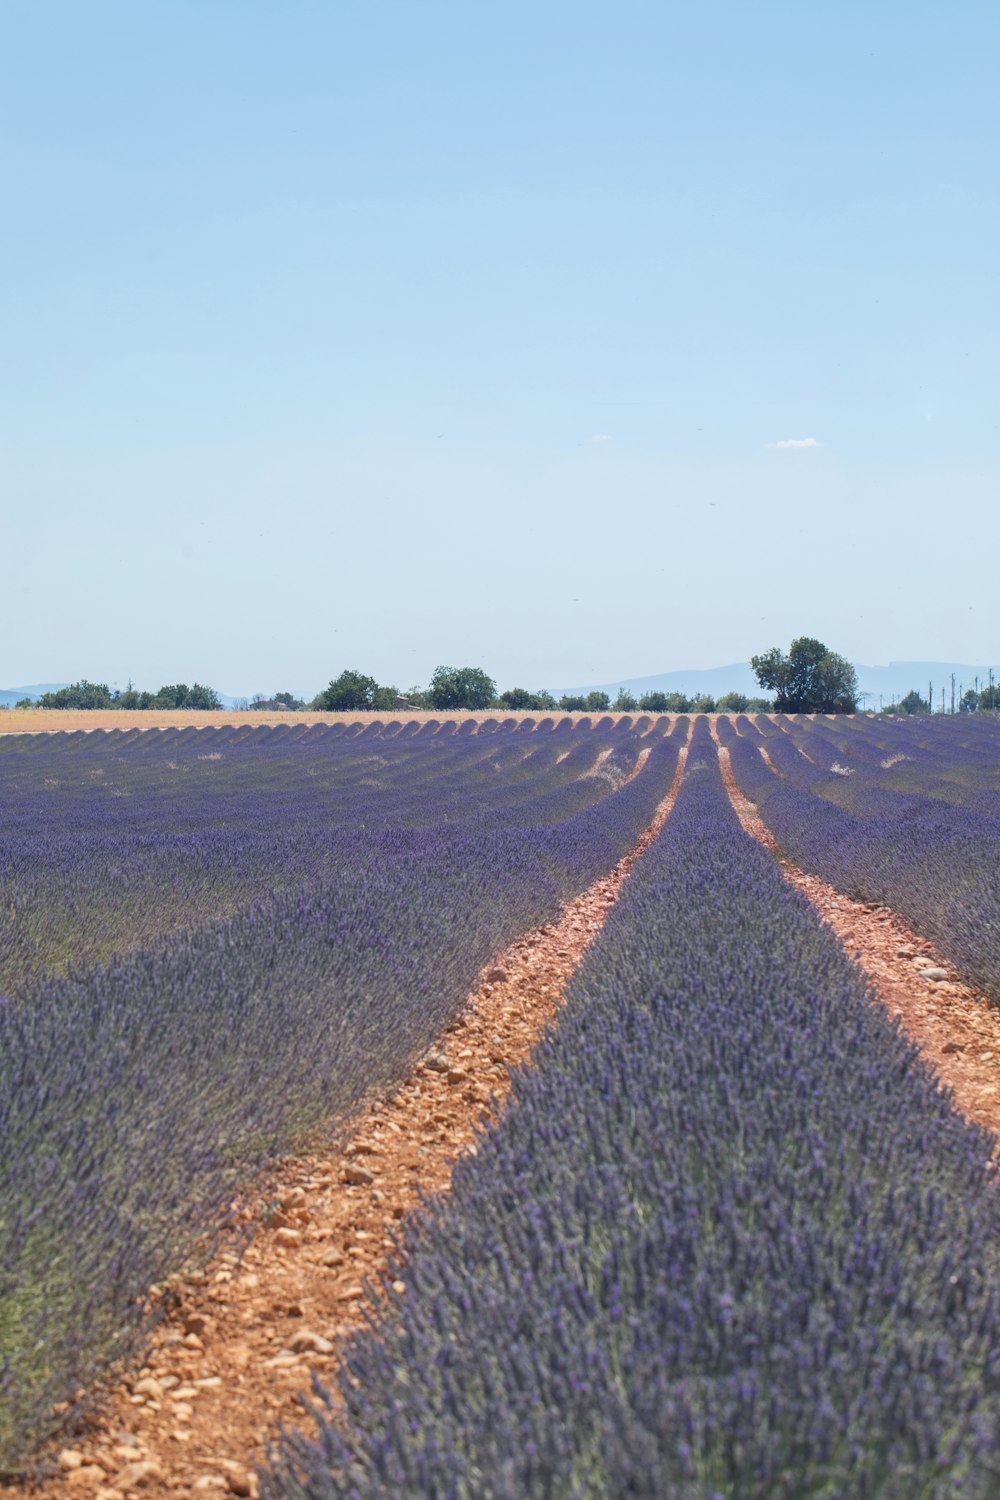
[766,436,821,449]
[588,433,613,443]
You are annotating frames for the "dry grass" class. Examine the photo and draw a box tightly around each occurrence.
[0,708,677,735]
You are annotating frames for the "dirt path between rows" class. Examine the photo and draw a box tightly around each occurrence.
[715,737,1000,1146]
[10,746,689,1500]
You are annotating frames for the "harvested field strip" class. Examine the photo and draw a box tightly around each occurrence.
[715,732,1000,1146]
[264,721,1000,1498]
[0,710,668,736]
[3,737,692,1497]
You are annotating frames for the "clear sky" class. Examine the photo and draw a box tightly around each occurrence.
[2,1,997,697]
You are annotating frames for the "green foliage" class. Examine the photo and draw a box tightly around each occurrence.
[612,689,638,712]
[36,681,223,711]
[154,683,221,710]
[637,691,700,713]
[885,689,930,715]
[751,637,858,713]
[497,689,558,711]
[429,666,496,711]
[716,691,750,713]
[553,691,611,712]
[36,680,115,709]
[314,670,383,711]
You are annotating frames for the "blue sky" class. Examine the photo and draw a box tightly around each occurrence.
[2,1,997,696]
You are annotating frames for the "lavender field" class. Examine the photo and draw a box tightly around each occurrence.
[0,716,679,1466]
[4,713,1000,1495]
[270,718,1000,1499]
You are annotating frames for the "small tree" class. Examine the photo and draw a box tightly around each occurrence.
[751,638,858,713]
[887,689,930,715]
[585,691,611,712]
[558,695,587,711]
[716,691,750,713]
[612,688,638,711]
[429,666,496,711]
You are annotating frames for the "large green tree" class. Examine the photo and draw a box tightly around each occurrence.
[314,670,383,711]
[751,637,858,713]
[429,666,496,711]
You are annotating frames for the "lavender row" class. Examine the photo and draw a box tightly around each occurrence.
[269,722,1000,1498]
[0,720,658,991]
[0,729,681,1467]
[771,713,1000,814]
[720,716,1000,1001]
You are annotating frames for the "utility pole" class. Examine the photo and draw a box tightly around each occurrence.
[929,680,933,714]
[951,674,956,714]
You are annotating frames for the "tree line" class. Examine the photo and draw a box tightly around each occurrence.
[25,640,992,717]
[886,685,1000,715]
[313,666,772,714]
[19,681,225,710]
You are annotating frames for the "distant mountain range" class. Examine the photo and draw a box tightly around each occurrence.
[548,661,998,709]
[0,683,71,708]
[4,661,996,712]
